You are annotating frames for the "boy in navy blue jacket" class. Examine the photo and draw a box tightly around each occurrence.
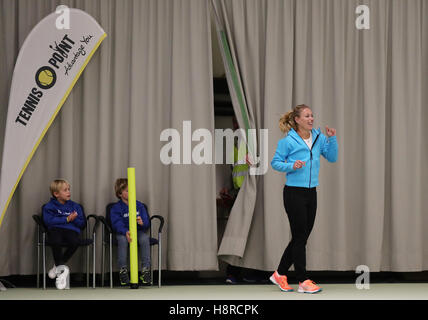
[111,178,151,285]
[43,179,86,289]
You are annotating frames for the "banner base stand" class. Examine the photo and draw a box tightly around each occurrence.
[130,283,139,289]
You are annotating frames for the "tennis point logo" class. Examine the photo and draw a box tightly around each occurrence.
[15,34,75,126]
[159,121,269,175]
[35,66,56,89]
[15,34,76,127]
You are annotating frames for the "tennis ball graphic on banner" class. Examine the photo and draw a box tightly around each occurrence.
[35,66,57,89]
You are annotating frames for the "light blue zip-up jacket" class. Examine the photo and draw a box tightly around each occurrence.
[271,128,338,188]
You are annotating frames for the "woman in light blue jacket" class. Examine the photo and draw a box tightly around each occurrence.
[270,104,338,294]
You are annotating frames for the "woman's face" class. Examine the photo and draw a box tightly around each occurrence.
[295,108,314,131]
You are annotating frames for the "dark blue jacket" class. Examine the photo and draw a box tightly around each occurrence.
[43,198,85,234]
[110,200,150,235]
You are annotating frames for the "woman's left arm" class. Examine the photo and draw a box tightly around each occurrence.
[320,126,338,163]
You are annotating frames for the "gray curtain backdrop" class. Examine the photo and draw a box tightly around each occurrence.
[213,0,428,272]
[1,0,427,277]
[0,0,218,276]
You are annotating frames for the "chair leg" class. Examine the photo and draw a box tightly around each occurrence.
[86,245,89,288]
[101,243,105,287]
[109,234,113,289]
[37,242,40,288]
[36,226,40,289]
[101,227,105,287]
[42,234,46,290]
[86,227,90,288]
[158,233,161,288]
[92,232,96,289]
[150,244,153,286]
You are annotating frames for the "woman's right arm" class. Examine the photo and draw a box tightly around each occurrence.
[271,139,294,173]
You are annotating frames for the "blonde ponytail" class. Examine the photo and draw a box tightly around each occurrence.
[279,111,295,133]
[279,104,310,134]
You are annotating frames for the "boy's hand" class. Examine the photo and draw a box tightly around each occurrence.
[137,216,143,226]
[126,231,132,243]
[68,211,78,222]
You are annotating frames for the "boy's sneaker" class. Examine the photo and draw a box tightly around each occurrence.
[55,265,70,290]
[139,268,151,285]
[298,279,322,294]
[225,276,238,284]
[48,265,58,279]
[269,271,293,292]
[119,267,130,286]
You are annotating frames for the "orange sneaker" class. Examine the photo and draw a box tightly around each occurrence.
[298,279,322,293]
[270,271,294,292]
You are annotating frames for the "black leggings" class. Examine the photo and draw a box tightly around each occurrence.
[277,186,317,282]
[48,228,80,266]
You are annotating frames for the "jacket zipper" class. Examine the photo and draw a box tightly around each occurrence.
[309,134,320,188]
